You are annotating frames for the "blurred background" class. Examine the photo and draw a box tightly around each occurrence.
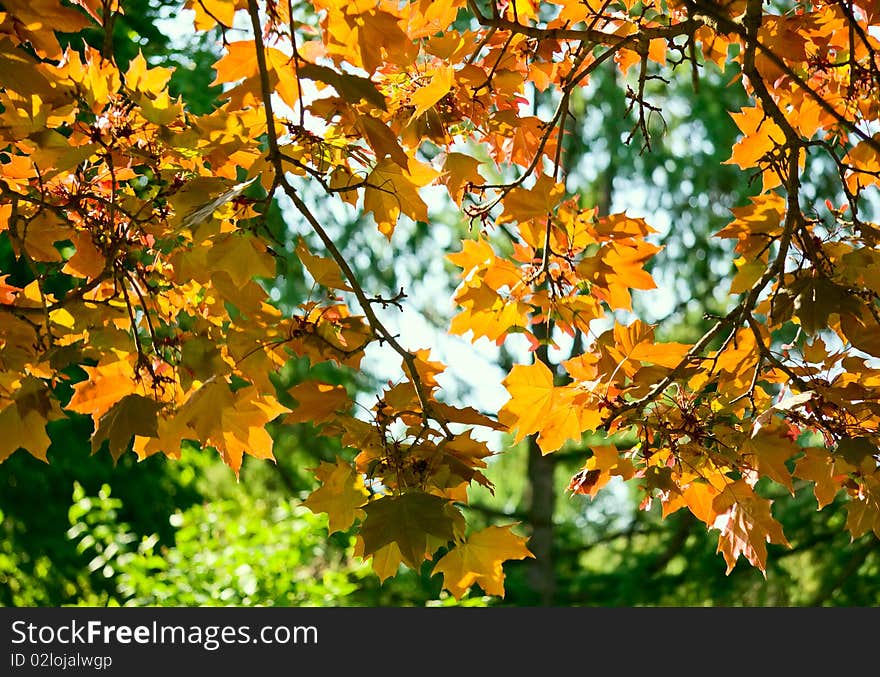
[2,0,878,607]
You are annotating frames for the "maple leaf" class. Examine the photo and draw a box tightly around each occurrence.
[286,381,351,424]
[409,65,454,121]
[500,359,602,453]
[743,429,797,492]
[213,388,290,475]
[358,115,408,168]
[568,445,635,497]
[363,159,432,239]
[179,336,230,391]
[498,174,566,225]
[712,481,789,574]
[499,360,556,445]
[845,485,880,539]
[132,412,193,461]
[297,62,386,110]
[208,233,276,288]
[295,238,352,291]
[359,493,456,569]
[441,152,485,205]
[432,525,533,599]
[727,105,786,170]
[680,482,723,526]
[793,447,841,509]
[61,231,105,281]
[0,403,52,463]
[188,0,237,29]
[91,394,163,462]
[66,360,139,423]
[841,307,880,358]
[302,460,368,534]
[356,540,405,582]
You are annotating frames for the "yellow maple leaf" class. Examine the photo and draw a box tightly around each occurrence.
[681,481,722,526]
[370,542,405,581]
[188,0,236,29]
[500,360,599,453]
[498,174,566,225]
[66,359,139,423]
[303,460,369,534]
[432,525,533,599]
[287,381,351,424]
[727,105,785,170]
[295,238,352,291]
[845,484,880,539]
[62,231,105,281]
[499,360,556,445]
[743,429,797,492]
[409,65,454,121]
[793,447,842,509]
[364,159,431,239]
[0,404,52,463]
[209,233,276,288]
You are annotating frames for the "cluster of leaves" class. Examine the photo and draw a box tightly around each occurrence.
[1,0,879,598]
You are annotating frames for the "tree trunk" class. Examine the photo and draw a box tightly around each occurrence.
[525,319,557,605]
[526,434,557,605]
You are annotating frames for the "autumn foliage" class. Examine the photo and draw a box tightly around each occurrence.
[1,0,880,599]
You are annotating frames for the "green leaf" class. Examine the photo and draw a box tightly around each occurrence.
[837,437,877,467]
[360,493,455,569]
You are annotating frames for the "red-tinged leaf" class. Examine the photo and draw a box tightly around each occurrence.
[568,468,601,496]
[568,445,634,498]
[0,274,22,304]
[712,481,789,574]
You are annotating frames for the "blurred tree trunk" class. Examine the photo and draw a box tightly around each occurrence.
[526,329,557,605]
